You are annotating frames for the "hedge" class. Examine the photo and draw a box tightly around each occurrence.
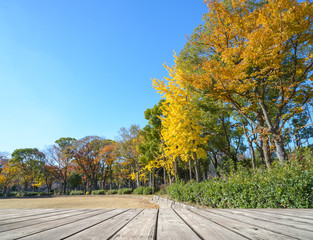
[69,190,84,195]
[167,161,313,208]
[117,188,132,194]
[133,187,153,195]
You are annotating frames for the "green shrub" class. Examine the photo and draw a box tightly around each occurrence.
[133,187,145,195]
[0,192,3,197]
[122,188,132,194]
[167,160,313,208]
[158,184,168,195]
[16,191,26,197]
[117,188,132,194]
[25,192,38,197]
[69,190,84,195]
[38,192,52,196]
[106,189,117,195]
[7,191,17,197]
[91,190,106,195]
[143,187,153,195]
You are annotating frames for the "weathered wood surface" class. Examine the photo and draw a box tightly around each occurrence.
[0,208,313,239]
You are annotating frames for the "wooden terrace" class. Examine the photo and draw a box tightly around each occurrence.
[0,207,313,239]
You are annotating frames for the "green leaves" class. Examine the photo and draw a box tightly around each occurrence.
[167,159,313,208]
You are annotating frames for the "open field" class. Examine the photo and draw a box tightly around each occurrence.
[0,195,159,209]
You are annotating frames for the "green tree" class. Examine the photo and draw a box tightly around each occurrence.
[138,100,165,190]
[11,148,45,191]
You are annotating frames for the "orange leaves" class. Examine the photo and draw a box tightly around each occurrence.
[98,143,117,166]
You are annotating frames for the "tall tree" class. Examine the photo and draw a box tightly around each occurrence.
[45,137,76,194]
[72,136,112,192]
[10,148,45,191]
[138,100,165,189]
[117,125,143,188]
[180,0,313,163]
[153,63,209,182]
[98,143,117,189]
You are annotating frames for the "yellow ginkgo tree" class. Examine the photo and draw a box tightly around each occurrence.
[153,58,209,182]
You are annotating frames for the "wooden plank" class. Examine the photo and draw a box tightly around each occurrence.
[0,209,77,225]
[157,209,201,240]
[20,209,127,240]
[205,209,313,239]
[174,208,248,240]
[0,209,108,240]
[66,209,143,240]
[192,208,296,240]
[220,209,313,231]
[0,209,92,232]
[0,209,59,220]
[227,209,313,223]
[110,209,158,240]
[247,209,313,219]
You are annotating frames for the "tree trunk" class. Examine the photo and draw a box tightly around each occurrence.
[168,172,172,185]
[193,152,200,182]
[152,168,155,193]
[93,179,97,191]
[163,167,167,184]
[273,136,287,164]
[262,137,272,169]
[136,172,140,188]
[188,159,192,180]
[202,158,208,180]
[249,142,256,169]
[174,157,178,182]
[63,180,67,195]
[258,140,265,165]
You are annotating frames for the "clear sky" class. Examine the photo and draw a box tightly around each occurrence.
[0,1,207,153]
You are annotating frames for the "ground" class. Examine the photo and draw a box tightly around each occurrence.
[0,195,159,209]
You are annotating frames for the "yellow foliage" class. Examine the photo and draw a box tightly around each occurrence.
[153,57,210,174]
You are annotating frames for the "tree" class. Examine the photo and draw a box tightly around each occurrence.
[179,0,313,164]
[10,148,45,191]
[153,62,209,182]
[42,164,58,193]
[98,143,117,189]
[72,136,112,192]
[138,100,165,190]
[0,160,17,194]
[68,172,82,190]
[45,137,76,194]
[117,125,143,188]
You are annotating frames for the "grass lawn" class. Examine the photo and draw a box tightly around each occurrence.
[0,195,159,209]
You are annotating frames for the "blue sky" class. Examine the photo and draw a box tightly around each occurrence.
[0,1,207,153]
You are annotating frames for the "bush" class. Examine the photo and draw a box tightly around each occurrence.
[167,160,313,208]
[133,187,145,195]
[7,191,17,197]
[122,188,132,194]
[157,184,168,195]
[69,190,84,195]
[143,187,153,195]
[14,191,38,197]
[38,192,52,196]
[117,188,132,194]
[92,190,106,195]
[25,192,38,197]
[106,189,117,195]
[16,191,26,197]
